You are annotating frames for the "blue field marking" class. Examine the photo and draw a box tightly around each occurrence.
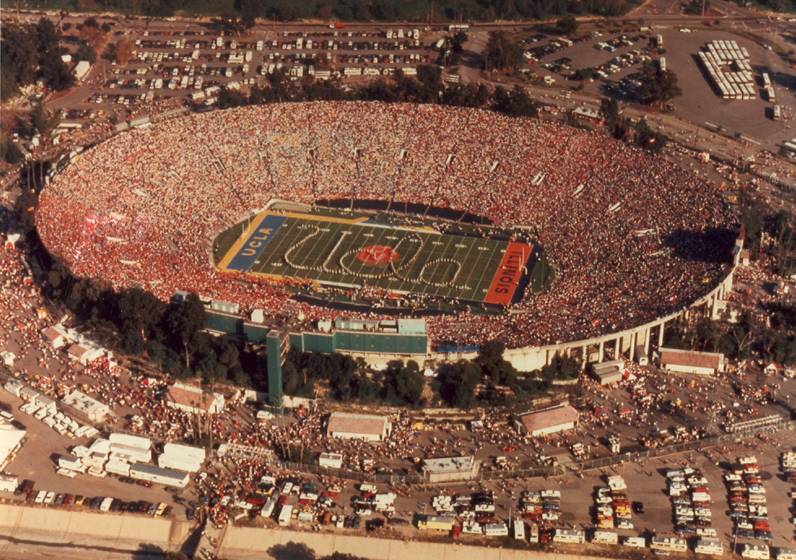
[226,215,287,271]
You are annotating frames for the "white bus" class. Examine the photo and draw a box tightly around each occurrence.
[657,34,663,47]
[763,73,771,88]
[484,523,509,537]
[592,530,619,545]
[659,57,666,72]
[774,105,782,121]
[743,544,771,560]
[278,504,293,526]
[695,538,723,556]
[513,518,525,540]
[777,548,796,560]
[624,537,646,548]
[554,529,585,544]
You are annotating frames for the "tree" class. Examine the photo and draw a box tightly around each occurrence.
[483,31,523,71]
[75,43,98,64]
[492,85,538,118]
[30,103,60,138]
[637,62,682,105]
[392,361,426,407]
[39,50,76,91]
[599,97,620,126]
[112,38,136,65]
[167,293,206,370]
[556,15,579,35]
[633,118,668,153]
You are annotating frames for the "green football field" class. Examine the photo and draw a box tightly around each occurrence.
[218,211,534,304]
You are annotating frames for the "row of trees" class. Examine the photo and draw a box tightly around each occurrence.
[1,18,75,102]
[219,64,538,118]
[37,0,638,22]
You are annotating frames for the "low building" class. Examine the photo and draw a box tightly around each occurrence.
[41,325,68,349]
[592,360,625,385]
[158,442,206,473]
[326,413,391,442]
[19,386,40,404]
[130,463,189,488]
[0,424,25,469]
[66,343,104,365]
[36,395,57,414]
[319,452,343,469]
[4,379,21,398]
[0,474,17,492]
[62,390,110,423]
[659,348,725,375]
[515,403,579,437]
[163,382,224,415]
[422,455,480,483]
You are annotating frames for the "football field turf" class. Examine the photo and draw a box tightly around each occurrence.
[217,210,533,305]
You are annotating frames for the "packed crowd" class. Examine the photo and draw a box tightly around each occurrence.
[37,102,737,349]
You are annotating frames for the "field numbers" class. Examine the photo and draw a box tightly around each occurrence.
[455,244,466,248]
[432,241,444,246]
[363,233,374,237]
[386,236,399,240]
[319,228,331,232]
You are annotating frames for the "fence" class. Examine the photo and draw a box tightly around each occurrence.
[573,417,796,473]
[237,418,796,485]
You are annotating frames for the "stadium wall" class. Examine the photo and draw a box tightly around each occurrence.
[204,273,735,374]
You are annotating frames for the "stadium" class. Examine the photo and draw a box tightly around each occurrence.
[36,102,738,370]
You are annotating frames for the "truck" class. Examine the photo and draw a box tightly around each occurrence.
[418,516,455,531]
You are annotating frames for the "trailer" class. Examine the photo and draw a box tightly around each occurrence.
[418,516,455,531]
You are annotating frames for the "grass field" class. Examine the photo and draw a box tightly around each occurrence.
[216,210,536,305]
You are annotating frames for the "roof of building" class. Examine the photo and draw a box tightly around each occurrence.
[42,327,64,342]
[518,403,579,433]
[63,390,109,416]
[660,348,723,370]
[327,412,389,437]
[423,455,477,474]
[163,383,223,412]
[0,424,25,458]
[130,462,190,482]
[67,344,89,358]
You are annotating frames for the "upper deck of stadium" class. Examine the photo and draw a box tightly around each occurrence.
[37,102,736,350]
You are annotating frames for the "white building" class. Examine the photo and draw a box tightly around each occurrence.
[62,390,110,423]
[0,424,25,469]
[326,413,391,441]
[158,442,206,473]
[422,455,480,483]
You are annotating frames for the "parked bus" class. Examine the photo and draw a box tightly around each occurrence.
[278,504,293,526]
[774,105,782,121]
[651,536,688,553]
[763,73,771,88]
[554,529,585,544]
[656,34,663,47]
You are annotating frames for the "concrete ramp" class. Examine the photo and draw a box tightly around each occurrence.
[220,526,612,560]
[0,504,192,560]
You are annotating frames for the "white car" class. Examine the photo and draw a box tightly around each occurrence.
[34,490,46,504]
[44,491,55,504]
[616,519,634,530]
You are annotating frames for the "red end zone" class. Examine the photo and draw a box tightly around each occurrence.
[484,243,531,305]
